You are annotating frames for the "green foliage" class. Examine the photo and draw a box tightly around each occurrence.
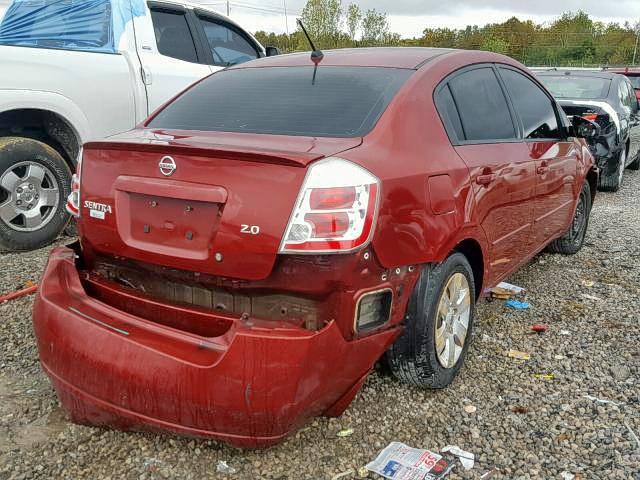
[257,1,640,66]
[346,3,362,41]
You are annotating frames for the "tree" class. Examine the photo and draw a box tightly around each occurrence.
[299,0,342,44]
[361,9,389,44]
[346,3,362,41]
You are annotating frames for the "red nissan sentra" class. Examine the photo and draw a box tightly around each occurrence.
[34,48,598,448]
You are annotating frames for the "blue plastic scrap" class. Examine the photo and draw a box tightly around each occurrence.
[504,299,530,310]
[0,0,146,53]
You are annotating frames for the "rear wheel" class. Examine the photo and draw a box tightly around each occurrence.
[387,252,475,388]
[599,148,625,192]
[628,152,640,170]
[547,180,591,255]
[0,137,71,251]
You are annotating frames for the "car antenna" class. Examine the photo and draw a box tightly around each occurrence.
[297,19,323,84]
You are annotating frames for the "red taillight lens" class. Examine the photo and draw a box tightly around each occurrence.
[581,114,598,122]
[309,187,357,210]
[304,212,350,237]
[280,158,380,253]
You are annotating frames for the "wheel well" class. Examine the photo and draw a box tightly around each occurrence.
[453,239,484,300]
[0,109,80,167]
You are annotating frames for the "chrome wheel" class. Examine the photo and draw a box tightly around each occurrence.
[0,161,60,232]
[435,272,471,369]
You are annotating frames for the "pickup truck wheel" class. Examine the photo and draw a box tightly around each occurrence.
[386,252,475,389]
[598,148,625,192]
[0,137,71,251]
[547,180,591,255]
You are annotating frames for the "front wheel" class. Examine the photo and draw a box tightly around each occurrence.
[386,252,475,388]
[547,180,592,255]
[0,137,72,251]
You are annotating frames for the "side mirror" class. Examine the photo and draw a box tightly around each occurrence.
[265,46,280,57]
[571,116,600,139]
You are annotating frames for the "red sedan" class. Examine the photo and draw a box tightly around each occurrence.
[34,48,597,448]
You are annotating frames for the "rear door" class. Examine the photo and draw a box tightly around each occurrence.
[437,65,537,284]
[133,2,212,114]
[497,66,577,250]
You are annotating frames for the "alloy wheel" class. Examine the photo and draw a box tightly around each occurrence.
[435,272,471,369]
[0,161,60,232]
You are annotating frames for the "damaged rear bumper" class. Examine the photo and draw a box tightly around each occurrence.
[33,245,401,448]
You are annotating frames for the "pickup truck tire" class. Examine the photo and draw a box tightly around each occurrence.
[386,253,475,389]
[547,180,591,255]
[0,137,71,251]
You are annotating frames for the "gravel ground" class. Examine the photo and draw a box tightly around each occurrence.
[1,171,639,480]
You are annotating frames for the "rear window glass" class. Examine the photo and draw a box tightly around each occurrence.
[537,75,611,99]
[448,67,516,142]
[147,66,412,137]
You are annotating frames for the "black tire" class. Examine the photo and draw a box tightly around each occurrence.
[598,148,626,192]
[547,180,592,255]
[0,137,72,251]
[386,252,475,388]
[628,152,640,170]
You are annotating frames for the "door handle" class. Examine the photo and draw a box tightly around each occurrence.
[476,173,496,186]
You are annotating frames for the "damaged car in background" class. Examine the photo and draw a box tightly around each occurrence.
[537,70,640,191]
[34,47,598,448]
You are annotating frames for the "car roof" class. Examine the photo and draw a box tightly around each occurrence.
[536,70,620,80]
[227,47,458,70]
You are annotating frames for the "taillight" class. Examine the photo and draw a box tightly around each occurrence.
[65,148,82,217]
[280,157,379,253]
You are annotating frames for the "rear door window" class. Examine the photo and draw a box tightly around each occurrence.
[150,9,198,63]
[448,67,516,142]
[196,16,258,66]
[434,85,464,142]
[499,67,560,140]
[147,66,412,137]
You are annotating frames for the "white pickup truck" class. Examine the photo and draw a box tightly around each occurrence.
[0,0,276,250]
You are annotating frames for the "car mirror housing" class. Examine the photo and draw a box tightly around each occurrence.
[571,116,600,139]
[265,46,280,57]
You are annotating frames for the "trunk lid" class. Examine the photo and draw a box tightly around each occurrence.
[79,129,362,280]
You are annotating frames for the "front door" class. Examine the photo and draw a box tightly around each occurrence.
[497,66,577,249]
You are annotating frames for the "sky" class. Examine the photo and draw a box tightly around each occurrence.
[196,0,640,37]
[0,0,638,38]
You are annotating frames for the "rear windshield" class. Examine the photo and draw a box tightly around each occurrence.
[537,75,611,100]
[147,66,413,137]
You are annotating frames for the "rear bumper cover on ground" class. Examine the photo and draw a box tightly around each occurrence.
[33,246,400,448]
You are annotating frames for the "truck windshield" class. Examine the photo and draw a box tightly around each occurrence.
[538,75,611,100]
[147,66,413,138]
[627,76,640,89]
